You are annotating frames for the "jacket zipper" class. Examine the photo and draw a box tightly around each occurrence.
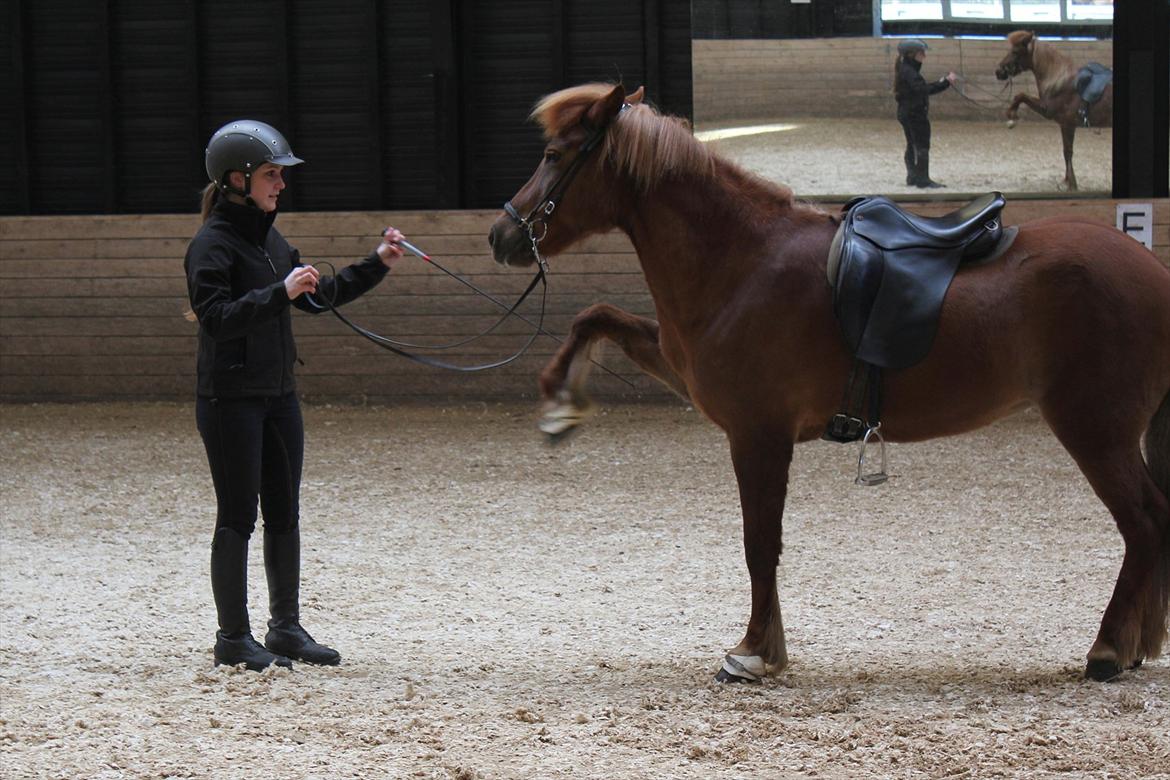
[260,244,289,395]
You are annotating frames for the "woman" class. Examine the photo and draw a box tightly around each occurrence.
[894,39,956,188]
[185,120,405,671]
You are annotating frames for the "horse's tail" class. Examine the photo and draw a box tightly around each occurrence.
[1147,388,1170,507]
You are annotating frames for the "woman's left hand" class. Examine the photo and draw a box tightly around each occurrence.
[377,226,407,269]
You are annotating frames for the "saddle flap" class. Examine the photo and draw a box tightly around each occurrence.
[1076,63,1113,105]
[827,192,1010,370]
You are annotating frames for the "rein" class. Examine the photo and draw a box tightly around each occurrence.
[953,41,1014,114]
[306,257,548,372]
[307,103,635,384]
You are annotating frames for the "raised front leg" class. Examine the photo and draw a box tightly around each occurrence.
[1059,123,1078,191]
[717,432,795,683]
[538,303,689,439]
[1005,93,1047,127]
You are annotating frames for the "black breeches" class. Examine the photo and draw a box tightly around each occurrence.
[196,393,304,537]
[899,112,932,157]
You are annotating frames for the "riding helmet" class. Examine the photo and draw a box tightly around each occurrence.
[897,39,929,56]
[205,120,304,195]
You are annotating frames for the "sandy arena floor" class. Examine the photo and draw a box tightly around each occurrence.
[1,401,1167,779]
[696,116,1112,198]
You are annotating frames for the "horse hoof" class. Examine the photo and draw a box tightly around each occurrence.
[714,667,759,684]
[541,423,579,445]
[1005,119,1017,129]
[538,399,595,443]
[1084,657,1123,682]
[716,653,765,684]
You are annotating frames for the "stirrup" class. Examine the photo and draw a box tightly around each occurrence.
[855,423,888,486]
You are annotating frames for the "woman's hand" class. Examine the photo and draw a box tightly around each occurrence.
[377,226,407,269]
[284,264,320,299]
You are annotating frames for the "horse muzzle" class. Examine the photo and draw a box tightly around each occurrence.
[488,214,537,268]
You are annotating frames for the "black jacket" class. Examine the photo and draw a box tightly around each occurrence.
[185,197,388,398]
[895,58,950,118]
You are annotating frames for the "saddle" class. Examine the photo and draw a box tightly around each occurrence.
[823,193,1017,466]
[1075,63,1112,126]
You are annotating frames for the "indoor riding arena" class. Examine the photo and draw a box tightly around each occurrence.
[2,2,1168,779]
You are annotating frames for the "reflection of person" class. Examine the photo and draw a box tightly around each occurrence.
[185,120,406,671]
[894,39,956,188]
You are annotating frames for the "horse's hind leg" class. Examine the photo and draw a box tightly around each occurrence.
[1043,414,1170,679]
[538,303,688,438]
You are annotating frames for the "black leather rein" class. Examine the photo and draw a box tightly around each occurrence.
[308,105,621,374]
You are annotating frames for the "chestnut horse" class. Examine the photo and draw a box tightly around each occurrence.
[995,30,1113,191]
[488,83,1170,684]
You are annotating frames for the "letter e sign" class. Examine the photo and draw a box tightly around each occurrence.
[1116,203,1153,250]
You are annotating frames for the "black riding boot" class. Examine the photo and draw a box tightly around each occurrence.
[914,149,945,188]
[211,527,293,671]
[904,147,916,186]
[263,528,341,665]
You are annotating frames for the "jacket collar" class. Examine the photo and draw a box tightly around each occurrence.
[214,197,278,246]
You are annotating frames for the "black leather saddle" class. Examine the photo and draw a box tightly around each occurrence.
[1076,62,1113,106]
[1075,63,1113,126]
[826,192,1011,372]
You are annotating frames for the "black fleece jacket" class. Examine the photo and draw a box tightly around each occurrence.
[184,198,388,398]
[894,57,951,117]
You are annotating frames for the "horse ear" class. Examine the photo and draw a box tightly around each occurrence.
[628,86,646,104]
[1025,30,1035,51]
[585,84,627,128]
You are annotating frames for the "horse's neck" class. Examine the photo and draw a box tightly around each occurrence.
[1032,42,1076,93]
[619,164,808,326]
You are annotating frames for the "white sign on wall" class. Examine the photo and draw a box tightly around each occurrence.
[1116,203,1154,250]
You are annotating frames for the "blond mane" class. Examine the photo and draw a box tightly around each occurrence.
[531,83,794,205]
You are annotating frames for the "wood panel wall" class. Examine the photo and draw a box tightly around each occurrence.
[1,200,1166,404]
[693,37,1114,122]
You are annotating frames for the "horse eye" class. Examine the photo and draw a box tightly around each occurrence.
[543,149,561,164]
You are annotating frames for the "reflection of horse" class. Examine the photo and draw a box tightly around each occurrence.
[488,83,1170,684]
[995,30,1113,191]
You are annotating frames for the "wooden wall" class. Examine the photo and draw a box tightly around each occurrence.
[693,37,1114,122]
[1,199,1166,404]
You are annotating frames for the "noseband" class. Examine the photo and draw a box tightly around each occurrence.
[503,103,629,269]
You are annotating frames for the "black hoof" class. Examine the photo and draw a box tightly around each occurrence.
[1129,658,1144,670]
[1085,658,1123,682]
[714,667,759,684]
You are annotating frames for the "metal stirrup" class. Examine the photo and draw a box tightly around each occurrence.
[855,423,889,486]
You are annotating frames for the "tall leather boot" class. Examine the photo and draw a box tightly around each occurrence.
[914,148,945,188]
[263,528,341,665]
[211,527,293,671]
[904,147,916,186]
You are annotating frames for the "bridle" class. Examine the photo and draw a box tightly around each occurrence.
[501,105,623,272]
[312,103,628,376]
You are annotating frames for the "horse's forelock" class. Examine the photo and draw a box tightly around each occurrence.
[530,84,614,139]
